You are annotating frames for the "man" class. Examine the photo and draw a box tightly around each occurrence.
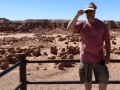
[67,2,111,90]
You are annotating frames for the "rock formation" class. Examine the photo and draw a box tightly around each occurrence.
[0,18,120,33]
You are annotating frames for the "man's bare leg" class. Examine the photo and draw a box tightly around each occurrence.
[85,82,92,90]
[99,83,107,90]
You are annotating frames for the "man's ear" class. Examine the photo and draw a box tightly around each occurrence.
[94,10,96,14]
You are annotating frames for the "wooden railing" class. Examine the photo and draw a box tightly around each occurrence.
[0,53,120,90]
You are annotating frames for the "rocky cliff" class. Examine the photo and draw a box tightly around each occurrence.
[0,18,120,33]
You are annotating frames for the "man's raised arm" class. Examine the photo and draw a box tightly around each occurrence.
[67,10,84,31]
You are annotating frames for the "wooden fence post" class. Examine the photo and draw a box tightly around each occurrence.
[19,53,27,90]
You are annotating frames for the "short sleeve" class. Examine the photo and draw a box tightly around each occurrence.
[73,21,83,33]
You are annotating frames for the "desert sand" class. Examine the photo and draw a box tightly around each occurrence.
[0,29,120,90]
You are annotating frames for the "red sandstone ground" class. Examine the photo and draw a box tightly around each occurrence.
[0,29,120,90]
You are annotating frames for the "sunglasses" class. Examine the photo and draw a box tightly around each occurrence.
[85,10,94,13]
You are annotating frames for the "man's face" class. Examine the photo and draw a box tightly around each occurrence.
[85,10,95,20]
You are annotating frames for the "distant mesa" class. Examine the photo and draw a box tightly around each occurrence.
[0,18,10,23]
[0,18,120,33]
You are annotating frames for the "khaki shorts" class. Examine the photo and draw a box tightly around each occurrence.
[79,61,109,84]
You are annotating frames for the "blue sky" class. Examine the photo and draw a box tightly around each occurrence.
[0,0,119,21]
